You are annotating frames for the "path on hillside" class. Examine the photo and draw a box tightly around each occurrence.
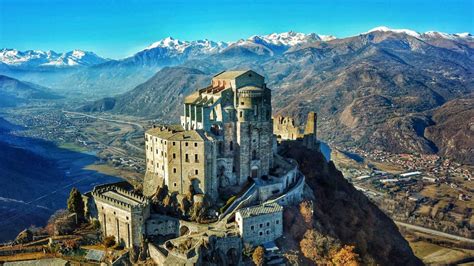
[395,221,474,243]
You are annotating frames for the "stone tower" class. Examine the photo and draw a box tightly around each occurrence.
[303,112,318,150]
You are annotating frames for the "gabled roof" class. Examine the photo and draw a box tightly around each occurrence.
[213,70,259,80]
[237,202,283,219]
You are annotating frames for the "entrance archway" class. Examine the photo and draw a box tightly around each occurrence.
[251,166,258,178]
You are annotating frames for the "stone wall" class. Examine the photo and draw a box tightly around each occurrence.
[146,214,179,237]
[273,112,318,150]
[236,210,283,246]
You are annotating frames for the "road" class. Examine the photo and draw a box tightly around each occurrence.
[62,110,144,153]
[395,221,474,243]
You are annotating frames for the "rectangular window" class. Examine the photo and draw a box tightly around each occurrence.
[173,142,176,146]
[173,168,177,173]
[195,154,198,162]
[195,169,198,175]
[194,142,198,147]
[185,154,189,162]
[173,153,176,159]
[185,142,189,147]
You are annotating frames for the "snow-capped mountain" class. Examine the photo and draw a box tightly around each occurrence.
[124,37,229,67]
[134,31,336,62]
[366,26,473,41]
[0,49,109,68]
[253,31,336,46]
[144,37,228,54]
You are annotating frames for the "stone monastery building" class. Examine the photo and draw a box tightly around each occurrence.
[143,70,274,200]
[85,70,316,265]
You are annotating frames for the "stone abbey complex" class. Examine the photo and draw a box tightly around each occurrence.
[84,70,318,265]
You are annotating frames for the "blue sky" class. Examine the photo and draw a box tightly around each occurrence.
[0,0,472,59]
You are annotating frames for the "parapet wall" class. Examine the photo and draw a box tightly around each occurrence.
[92,184,149,212]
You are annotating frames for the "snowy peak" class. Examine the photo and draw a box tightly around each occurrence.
[0,48,109,68]
[366,26,421,38]
[141,31,336,57]
[144,37,228,54]
[365,26,473,41]
[257,31,335,46]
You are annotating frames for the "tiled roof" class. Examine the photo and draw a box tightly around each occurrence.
[213,70,250,79]
[237,202,283,218]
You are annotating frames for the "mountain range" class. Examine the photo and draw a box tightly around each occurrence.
[0,49,109,68]
[1,26,473,164]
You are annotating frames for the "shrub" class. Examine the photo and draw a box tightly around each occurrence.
[67,187,85,221]
[252,246,265,266]
[330,245,360,266]
[299,200,314,226]
[103,236,116,248]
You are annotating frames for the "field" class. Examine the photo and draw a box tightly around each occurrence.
[407,237,474,264]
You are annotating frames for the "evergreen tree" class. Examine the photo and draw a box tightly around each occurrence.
[67,187,85,221]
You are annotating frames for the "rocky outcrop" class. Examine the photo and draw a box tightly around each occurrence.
[279,141,423,265]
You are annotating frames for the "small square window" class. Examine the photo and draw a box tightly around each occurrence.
[194,142,198,147]
[185,142,189,147]
[173,142,176,146]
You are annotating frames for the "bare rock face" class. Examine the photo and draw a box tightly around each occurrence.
[279,142,423,266]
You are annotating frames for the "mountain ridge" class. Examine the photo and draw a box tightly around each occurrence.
[80,28,474,164]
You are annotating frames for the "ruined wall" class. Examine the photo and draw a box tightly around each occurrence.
[273,112,318,150]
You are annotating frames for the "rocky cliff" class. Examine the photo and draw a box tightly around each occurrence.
[279,141,423,265]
